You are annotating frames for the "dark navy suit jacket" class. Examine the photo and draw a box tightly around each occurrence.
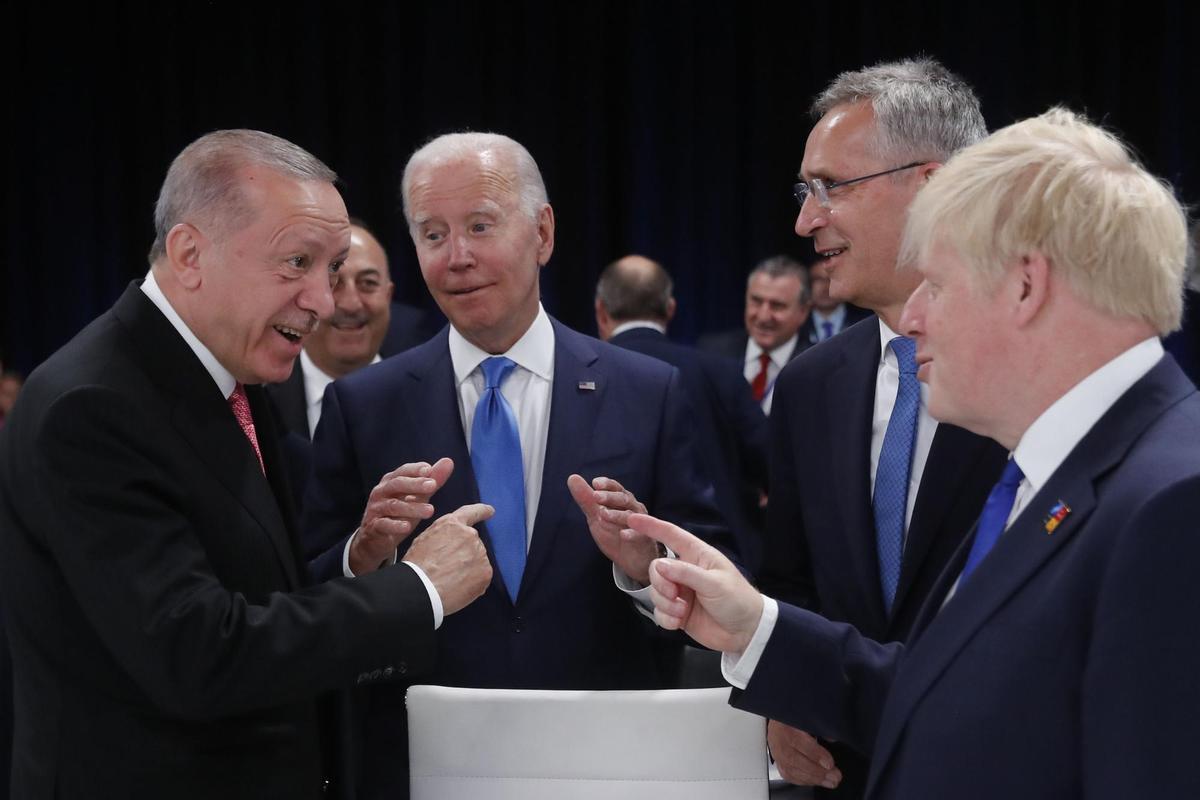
[609,326,769,574]
[758,316,1006,797]
[737,356,1200,799]
[302,318,735,798]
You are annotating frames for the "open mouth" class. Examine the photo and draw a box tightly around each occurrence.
[816,247,847,260]
[274,325,305,344]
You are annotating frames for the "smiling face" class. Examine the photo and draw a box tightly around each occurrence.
[794,101,929,319]
[744,271,810,351]
[179,166,350,384]
[406,150,554,354]
[303,225,394,378]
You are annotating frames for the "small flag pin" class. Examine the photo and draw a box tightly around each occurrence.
[1044,501,1071,534]
[578,380,596,391]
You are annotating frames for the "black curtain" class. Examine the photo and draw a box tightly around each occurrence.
[4,0,1197,374]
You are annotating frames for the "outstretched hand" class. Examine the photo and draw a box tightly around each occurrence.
[567,474,657,584]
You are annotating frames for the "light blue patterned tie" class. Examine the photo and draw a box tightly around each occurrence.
[821,320,834,340]
[471,357,527,603]
[959,459,1025,584]
[873,336,919,614]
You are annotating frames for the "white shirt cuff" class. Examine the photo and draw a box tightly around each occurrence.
[403,561,444,629]
[342,532,440,628]
[612,544,677,620]
[721,596,779,689]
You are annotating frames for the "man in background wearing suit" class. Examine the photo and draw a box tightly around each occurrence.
[800,260,872,345]
[0,130,494,799]
[637,107,1200,800]
[698,255,812,414]
[595,254,769,575]
[302,132,736,799]
[757,58,1007,796]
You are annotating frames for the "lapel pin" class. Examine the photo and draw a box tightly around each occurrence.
[1043,501,1071,534]
[578,380,596,391]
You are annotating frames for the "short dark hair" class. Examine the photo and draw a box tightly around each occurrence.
[749,255,811,305]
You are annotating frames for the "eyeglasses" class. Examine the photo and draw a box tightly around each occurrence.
[793,161,929,209]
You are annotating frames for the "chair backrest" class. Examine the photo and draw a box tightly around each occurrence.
[407,685,768,800]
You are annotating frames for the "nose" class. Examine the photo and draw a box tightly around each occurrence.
[333,280,363,313]
[300,267,336,322]
[794,194,826,238]
[899,281,928,338]
[448,232,475,269]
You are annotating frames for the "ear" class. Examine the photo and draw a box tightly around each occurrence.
[1012,251,1051,328]
[384,281,395,303]
[163,223,206,291]
[535,204,556,266]
[665,297,677,324]
[916,161,943,183]
[594,298,611,340]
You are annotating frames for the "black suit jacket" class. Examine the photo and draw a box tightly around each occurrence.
[609,326,769,573]
[0,284,438,799]
[758,315,1006,798]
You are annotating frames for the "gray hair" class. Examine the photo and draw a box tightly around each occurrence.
[148,129,337,264]
[400,132,548,230]
[749,255,811,305]
[812,57,986,164]
[596,255,674,322]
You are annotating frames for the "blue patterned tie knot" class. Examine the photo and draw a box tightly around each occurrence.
[821,320,834,340]
[472,357,527,603]
[873,336,920,615]
[959,458,1025,584]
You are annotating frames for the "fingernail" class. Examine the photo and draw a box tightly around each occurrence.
[819,757,832,770]
[422,479,436,490]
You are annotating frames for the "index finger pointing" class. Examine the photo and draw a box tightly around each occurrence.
[447,502,495,527]
[627,513,710,563]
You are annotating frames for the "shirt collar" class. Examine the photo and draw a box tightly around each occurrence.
[611,320,667,337]
[876,316,900,366]
[1013,337,1162,494]
[812,305,846,328]
[747,333,799,366]
[448,303,555,386]
[140,270,237,399]
[299,349,335,409]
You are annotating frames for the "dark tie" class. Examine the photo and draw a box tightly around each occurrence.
[873,337,919,614]
[228,383,265,475]
[471,357,528,602]
[750,352,771,402]
[821,320,834,340]
[959,458,1025,583]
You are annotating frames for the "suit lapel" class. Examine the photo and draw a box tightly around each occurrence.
[826,321,888,631]
[867,358,1195,788]
[113,284,301,589]
[891,423,994,623]
[266,361,310,440]
[520,321,602,595]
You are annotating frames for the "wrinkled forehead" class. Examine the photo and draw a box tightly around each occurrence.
[408,150,520,214]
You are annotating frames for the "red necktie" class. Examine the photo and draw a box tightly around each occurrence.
[750,352,772,402]
[228,383,265,475]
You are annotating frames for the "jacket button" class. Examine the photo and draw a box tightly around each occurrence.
[513,616,524,633]
[397,662,407,675]
[383,666,394,679]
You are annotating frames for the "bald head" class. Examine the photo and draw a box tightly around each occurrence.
[594,255,676,340]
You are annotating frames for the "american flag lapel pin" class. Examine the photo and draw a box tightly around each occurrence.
[1043,501,1071,534]
[578,380,596,391]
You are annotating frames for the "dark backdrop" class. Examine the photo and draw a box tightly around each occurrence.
[4,0,1197,374]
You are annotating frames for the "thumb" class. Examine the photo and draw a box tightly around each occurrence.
[566,473,596,510]
[448,502,495,527]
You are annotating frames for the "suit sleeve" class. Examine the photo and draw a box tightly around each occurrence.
[1082,475,1200,798]
[653,368,745,569]
[301,382,370,578]
[732,601,902,756]
[28,384,435,720]
[757,369,818,608]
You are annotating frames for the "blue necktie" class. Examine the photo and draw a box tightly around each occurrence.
[959,459,1025,584]
[471,357,527,602]
[821,320,834,340]
[873,336,919,614]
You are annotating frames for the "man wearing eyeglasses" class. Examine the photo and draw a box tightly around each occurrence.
[757,58,1008,797]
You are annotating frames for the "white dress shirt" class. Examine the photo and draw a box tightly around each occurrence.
[744,334,799,415]
[724,336,1165,687]
[300,349,382,438]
